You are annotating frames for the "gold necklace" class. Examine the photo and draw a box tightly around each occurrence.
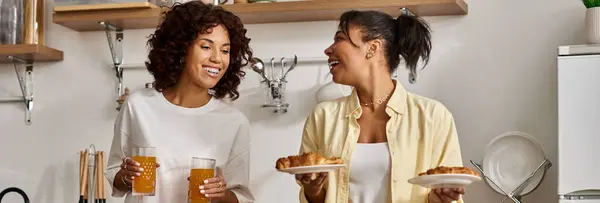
[360,93,391,106]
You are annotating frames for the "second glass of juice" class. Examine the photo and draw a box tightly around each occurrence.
[132,147,157,196]
[189,157,216,203]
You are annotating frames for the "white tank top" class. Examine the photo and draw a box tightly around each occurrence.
[348,143,391,203]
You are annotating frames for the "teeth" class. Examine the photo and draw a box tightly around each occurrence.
[204,67,220,75]
[328,61,340,66]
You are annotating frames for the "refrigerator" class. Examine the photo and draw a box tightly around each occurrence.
[558,44,600,203]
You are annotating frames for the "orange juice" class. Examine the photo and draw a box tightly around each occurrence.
[189,168,215,203]
[132,156,156,195]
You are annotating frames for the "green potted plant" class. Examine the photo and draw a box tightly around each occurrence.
[584,0,600,43]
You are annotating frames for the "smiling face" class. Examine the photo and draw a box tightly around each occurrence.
[182,24,231,89]
[324,24,371,86]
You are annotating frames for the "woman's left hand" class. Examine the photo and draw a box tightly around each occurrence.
[428,187,464,203]
[200,176,228,199]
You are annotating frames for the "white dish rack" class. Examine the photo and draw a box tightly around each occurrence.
[470,131,553,203]
[470,159,551,203]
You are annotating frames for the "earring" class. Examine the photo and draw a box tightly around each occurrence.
[409,69,417,84]
[366,52,373,59]
[179,57,186,67]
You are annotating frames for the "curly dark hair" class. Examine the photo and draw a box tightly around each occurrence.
[145,1,253,100]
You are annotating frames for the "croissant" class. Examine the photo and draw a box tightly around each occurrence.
[276,152,344,169]
[418,166,480,176]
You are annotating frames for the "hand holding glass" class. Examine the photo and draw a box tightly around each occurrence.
[189,157,216,203]
[132,147,157,196]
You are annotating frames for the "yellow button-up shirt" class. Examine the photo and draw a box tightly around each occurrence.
[298,80,464,203]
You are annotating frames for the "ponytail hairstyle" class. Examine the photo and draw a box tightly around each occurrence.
[338,10,432,84]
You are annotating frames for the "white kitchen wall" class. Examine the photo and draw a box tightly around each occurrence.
[0,0,587,202]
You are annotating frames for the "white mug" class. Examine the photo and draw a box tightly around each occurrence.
[315,81,351,103]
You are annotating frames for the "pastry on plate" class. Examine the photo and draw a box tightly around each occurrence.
[418,166,480,177]
[276,152,344,170]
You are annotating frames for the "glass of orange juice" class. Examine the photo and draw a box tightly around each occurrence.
[189,157,216,203]
[132,147,157,196]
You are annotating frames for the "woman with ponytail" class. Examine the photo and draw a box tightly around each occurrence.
[294,10,465,203]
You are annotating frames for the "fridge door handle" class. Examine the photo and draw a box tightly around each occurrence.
[560,189,600,200]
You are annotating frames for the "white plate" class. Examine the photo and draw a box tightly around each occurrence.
[483,131,547,195]
[277,164,345,174]
[407,174,482,189]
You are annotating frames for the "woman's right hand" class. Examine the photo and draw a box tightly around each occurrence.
[295,172,328,199]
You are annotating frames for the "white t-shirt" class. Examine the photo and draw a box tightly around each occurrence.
[104,88,254,203]
[348,143,391,203]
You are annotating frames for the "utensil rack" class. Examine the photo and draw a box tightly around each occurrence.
[78,144,107,203]
[252,55,298,113]
[469,159,552,203]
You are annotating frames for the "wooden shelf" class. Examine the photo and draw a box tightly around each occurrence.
[53,0,468,32]
[0,44,64,63]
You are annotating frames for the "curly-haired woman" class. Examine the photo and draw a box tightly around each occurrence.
[104,1,254,203]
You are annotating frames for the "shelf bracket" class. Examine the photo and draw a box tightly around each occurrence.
[99,21,125,111]
[0,56,34,125]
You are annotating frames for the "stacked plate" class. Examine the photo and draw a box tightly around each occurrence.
[482,131,548,196]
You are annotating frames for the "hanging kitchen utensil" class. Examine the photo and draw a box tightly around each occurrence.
[100,151,106,203]
[79,150,85,203]
[250,58,268,81]
[281,55,297,81]
[80,150,88,203]
[269,57,275,81]
[279,57,285,80]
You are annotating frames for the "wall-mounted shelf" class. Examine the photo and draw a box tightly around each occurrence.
[0,44,64,125]
[0,44,64,63]
[52,0,468,32]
